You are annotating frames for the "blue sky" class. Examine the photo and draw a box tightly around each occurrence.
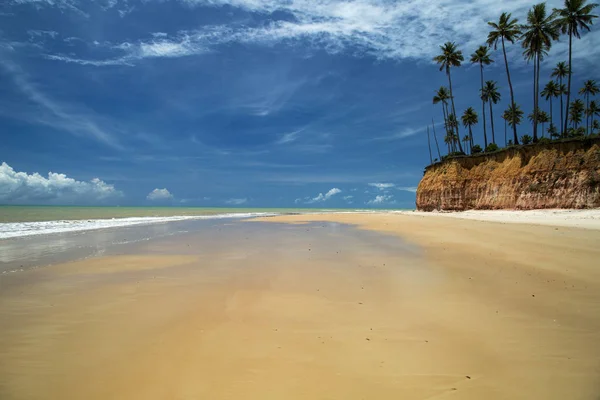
[1,0,599,208]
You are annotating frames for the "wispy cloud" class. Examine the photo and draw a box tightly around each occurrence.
[33,0,598,67]
[225,197,247,205]
[397,186,417,193]
[0,57,124,149]
[368,182,394,190]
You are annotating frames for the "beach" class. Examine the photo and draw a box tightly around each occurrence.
[1,211,599,399]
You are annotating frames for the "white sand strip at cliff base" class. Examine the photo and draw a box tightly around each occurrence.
[395,209,600,230]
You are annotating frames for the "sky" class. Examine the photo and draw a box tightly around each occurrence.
[0,0,599,208]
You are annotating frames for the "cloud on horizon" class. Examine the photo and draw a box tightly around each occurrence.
[147,188,174,201]
[366,194,394,205]
[0,162,122,204]
[225,197,248,205]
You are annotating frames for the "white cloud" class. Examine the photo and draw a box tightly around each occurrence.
[369,182,394,190]
[38,0,600,67]
[306,187,341,203]
[343,195,353,204]
[225,197,247,205]
[366,194,395,205]
[397,186,417,193]
[0,162,122,204]
[146,188,173,201]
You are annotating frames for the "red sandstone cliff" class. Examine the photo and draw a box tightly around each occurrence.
[416,138,600,211]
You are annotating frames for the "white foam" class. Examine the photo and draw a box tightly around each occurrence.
[0,213,279,239]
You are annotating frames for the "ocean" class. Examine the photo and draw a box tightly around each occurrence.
[0,206,318,239]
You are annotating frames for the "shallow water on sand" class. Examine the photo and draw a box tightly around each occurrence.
[0,220,429,400]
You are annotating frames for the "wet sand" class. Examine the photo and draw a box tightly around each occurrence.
[1,215,599,399]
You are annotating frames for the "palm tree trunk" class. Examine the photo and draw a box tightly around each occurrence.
[468,125,473,154]
[549,96,553,136]
[559,76,564,137]
[446,69,464,153]
[542,121,545,137]
[533,54,538,143]
[586,94,590,136]
[534,53,541,142]
[480,62,488,148]
[504,118,507,146]
[489,101,495,145]
[502,36,519,145]
[564,29,573,137]
[427,126,433,164]
[431,119,441,160]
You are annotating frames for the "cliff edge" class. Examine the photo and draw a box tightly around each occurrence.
[416,138,600,211]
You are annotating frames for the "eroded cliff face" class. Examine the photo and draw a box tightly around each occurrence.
[416,138,600,211]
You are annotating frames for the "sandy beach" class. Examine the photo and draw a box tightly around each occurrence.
[1,212,599,399]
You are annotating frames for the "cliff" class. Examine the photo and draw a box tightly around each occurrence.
[416,138,600,211]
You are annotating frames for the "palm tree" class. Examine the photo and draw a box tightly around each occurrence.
[528,108,540,133]
[593,119,600,134]
[462,135,471,154]
[471,46,493,149]
[433,42,465,153]
[521,3,560,142]
[481,80,501,145]
[433,87,451,140]
[446,114,460,151]
[538,110,550,136]
[487,12,522,144]
[431,119,442,159]
[501,109,510,145]
[461,107,478,152]
[444,133,453,154]
[551,61,570,136]
[505,103,525,135]
[541,80,561,130]
[552,0,599,136]
[587,100,600,133]
[569,99,585,128]
[578,79,599,134]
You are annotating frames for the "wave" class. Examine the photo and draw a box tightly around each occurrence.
[0,212,279,240]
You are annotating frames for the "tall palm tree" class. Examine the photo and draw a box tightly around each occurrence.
[470,46,493,149]
[505,103,524,136]
[433,87,451,140]
[569,99,585,128]
[446,114,460,152]
[462,135,471,155]
[578,79,599,134]
[481,80,501,145]
[538,110,550,136]
[426,126,433,164]
[433,42,465,153]
[587,100,600,133]
[551,61,570,136]
[461,107,478,152]
[501,109,510,145]
[541,80,561,130]
[528,108,540,133]
[487,12,522,144]
[431,119,442,159]
[521,3,559,142]
[552,0,599,136]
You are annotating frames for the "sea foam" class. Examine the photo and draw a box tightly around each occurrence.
[0,213,278,239]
